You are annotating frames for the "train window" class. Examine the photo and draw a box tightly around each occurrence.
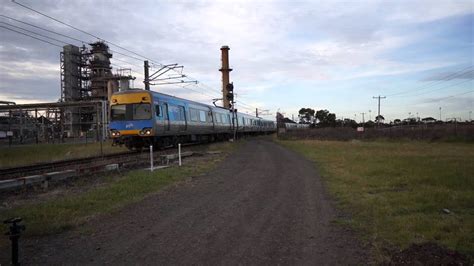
[199,110,206,122]
[133,103,151,120]
[179,106,185,121]
[221,114,228,124]
[215,113,222,123]
[111,104,151,120]
[169,105,186,121]
[155,105,162,117]
[190,108,199,122]
[111,105,126,120]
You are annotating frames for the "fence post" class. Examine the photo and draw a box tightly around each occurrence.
[150,144,154,171]
[178,143,182,166]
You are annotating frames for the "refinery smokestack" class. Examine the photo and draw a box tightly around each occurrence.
[219,46,232,109]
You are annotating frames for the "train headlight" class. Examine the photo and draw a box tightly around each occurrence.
[110,130,120,137]
[140,128,152,136]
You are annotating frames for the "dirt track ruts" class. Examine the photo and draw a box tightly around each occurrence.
[7,139,368,265]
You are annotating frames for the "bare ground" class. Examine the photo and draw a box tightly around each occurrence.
[2,139,368,265]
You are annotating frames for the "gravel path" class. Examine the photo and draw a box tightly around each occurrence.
[4,139,367,265]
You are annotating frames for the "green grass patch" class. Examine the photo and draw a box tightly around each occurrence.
[278,139,474,259]
[0,141,128,168]
[0,141,237,245]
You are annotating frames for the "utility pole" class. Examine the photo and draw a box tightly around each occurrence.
[144,60,150,91]
[256,108,258,117]
[373,95,386,124]
[360,112,365,124]
[369,110,372,121]
[439,107,442,121]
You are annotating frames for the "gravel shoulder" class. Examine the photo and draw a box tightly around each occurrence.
[5,139,368,265]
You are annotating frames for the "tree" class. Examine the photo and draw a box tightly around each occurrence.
[315,109,336,127]
[343,118,358,128]
[375,115,385,124]
[298,108,315,124]
[365,120,375,128]
[394,119,401,124]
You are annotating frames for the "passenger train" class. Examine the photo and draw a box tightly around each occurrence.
[109,89,276,150]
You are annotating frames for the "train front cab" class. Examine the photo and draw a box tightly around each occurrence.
[109,90,155,150]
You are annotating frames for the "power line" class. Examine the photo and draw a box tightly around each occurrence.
[12,0,164,66]
[424,89,473,103]
[12,0,103,40]
[387,66,474,97]
[0,14,86,44]
[109,49,145,62]
[111,57,143,69]
[0,16,150,72]
[0,21,69,45]
[0,21,145,76]
[0,25,62,47]
[401,79,472,98]
[1,14,148,67]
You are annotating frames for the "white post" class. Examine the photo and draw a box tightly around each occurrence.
[178,143,182,166]
[150,144,154,171]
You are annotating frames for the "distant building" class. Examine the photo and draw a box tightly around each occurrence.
[421,117,437,123]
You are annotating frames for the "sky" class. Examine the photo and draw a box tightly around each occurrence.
[0,0,473,122]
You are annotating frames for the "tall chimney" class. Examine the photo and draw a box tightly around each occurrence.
[219,46,232,109]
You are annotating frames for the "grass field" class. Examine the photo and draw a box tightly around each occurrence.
[0,141,128,168]
[0,141,237,246]
[279,139,474,260]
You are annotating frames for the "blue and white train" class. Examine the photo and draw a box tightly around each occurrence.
[109,89,275,150]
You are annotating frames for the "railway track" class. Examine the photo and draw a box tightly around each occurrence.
[0,148,186,181]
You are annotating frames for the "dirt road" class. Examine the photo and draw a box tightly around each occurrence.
[7,140,367,265]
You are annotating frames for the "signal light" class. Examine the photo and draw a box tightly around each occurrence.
[226,82,234,102]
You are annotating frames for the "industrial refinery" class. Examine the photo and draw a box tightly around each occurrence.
[1,41,136,144]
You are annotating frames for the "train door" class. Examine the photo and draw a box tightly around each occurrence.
[177,105,186,132]
[154,103,164,135]
[164,103,170,132]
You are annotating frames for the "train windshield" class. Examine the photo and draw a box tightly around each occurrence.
[111,103,151,121]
